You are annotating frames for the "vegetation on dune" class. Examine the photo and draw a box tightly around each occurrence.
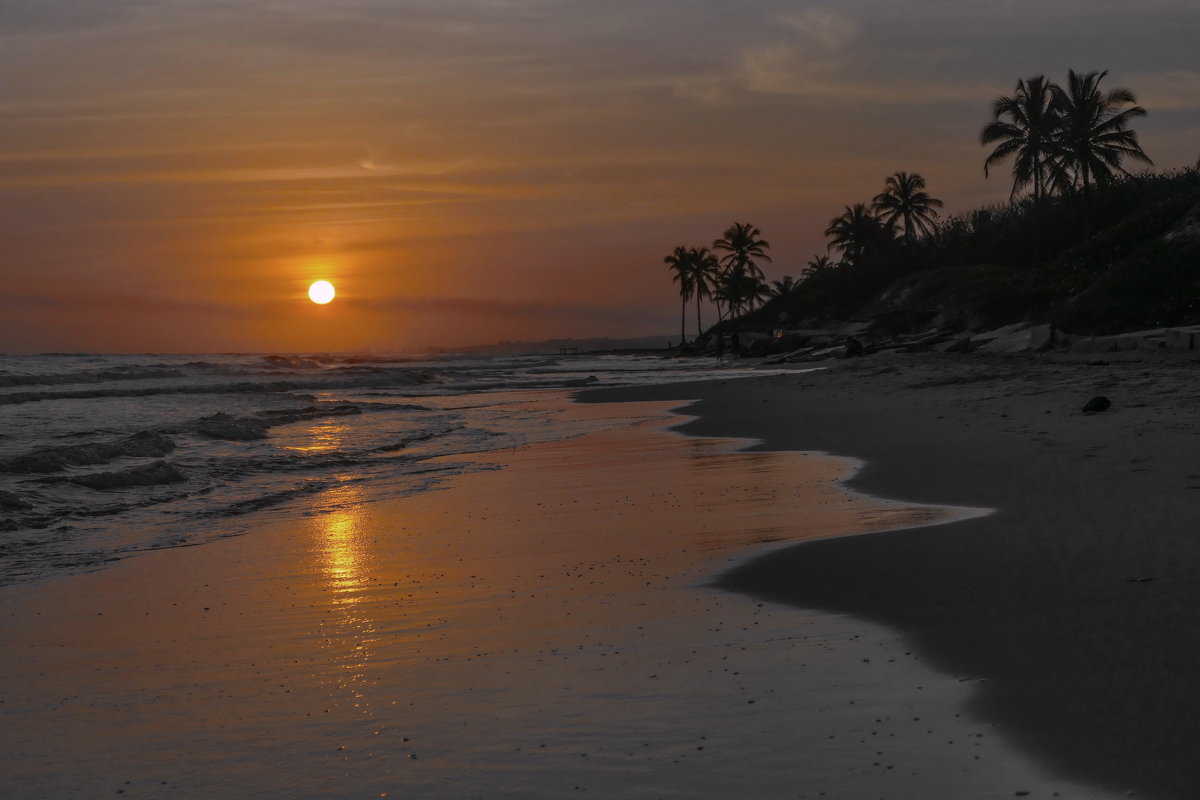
[663,69,1200,348]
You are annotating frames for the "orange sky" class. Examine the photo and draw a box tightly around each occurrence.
[2,1,1198,353]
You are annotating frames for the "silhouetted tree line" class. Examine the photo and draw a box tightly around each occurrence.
[664,68,1192,340]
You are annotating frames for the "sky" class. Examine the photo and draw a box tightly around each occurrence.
[1,0,1198,353]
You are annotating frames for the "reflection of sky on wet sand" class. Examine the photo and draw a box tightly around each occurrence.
[2,396,1051,800]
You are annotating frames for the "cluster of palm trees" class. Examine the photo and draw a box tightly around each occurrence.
[981,70,1152,222]
[665,175,946,342]
[663,68,1154,342]
[664,222,774,343]
[816,171,945,270]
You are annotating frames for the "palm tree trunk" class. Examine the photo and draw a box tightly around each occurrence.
[1032,163,1043,266]
[695,294,703,338]
[1081,162,1092,239]
[680,300,687,346]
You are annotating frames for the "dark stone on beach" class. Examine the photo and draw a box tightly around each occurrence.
[1082,396,1112,414]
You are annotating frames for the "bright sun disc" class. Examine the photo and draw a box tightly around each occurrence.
[308,280,336,304]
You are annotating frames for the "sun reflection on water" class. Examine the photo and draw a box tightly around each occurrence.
[285,419,349,454]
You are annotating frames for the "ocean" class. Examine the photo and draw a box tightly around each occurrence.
[0,351,778,586]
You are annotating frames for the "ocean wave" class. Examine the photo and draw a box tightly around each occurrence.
[0,490,32,511]
[0,431,176,474]
[191,404,363,441]
[0,372,435,406]
[261,355,325,370]
[262,353,421,369]
[375,424,462,453]
[0,366,184,387]
[195,480,332,518]
[66,461,187,490]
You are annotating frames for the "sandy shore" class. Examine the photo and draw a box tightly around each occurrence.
[585,350,1200,799]
[0,383,1137,800]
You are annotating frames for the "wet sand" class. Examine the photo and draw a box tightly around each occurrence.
[586,351,1200,800]
[0,388,1128,799]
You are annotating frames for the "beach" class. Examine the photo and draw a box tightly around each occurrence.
[588,349,1200,799]
[2,351,1196,798]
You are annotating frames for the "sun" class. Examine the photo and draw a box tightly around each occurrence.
[308,280,336,305]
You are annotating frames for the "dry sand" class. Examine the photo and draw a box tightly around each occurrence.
[0,382,1141,799]
[586,349,1200,799]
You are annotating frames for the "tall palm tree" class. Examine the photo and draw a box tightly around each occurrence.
[824,204,890,265]
[980,75,1059,202]
[664,246,694,344]
[712,222,771,320]
[1052,69,1153,232]
[685,246,719,338]
[872,171,944,241]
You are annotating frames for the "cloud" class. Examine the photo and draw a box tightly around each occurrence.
[0,0,152,35]
[0,290,252,318]
[739,44,828,96]
[735,41,990,106]
[362,295,664,326]
[1128,70,1200,111]
[778,8,861,51]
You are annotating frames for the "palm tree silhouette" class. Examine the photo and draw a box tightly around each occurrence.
[745,275,773,310]
[664,246,694,345]
[802,254,836,278]
[825,204,891,265]
[712,222,771,320]
[981,75,1059,202]
[1052,69,1153,233]
[686,247,719,338]
[716,273,771,316]
[872,171,944,242]
[770,275,797,297]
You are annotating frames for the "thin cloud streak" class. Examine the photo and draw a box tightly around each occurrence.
[362,295,666,327]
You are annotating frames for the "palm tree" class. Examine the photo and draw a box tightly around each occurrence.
[744,274,773,310]
[712,222,771,320]
[1052,69,1153,232]
[715,272,771,316]
[664,246,694,344]
[980,75,1059,202]
[872,171,944,241]
[802,254,836,278]
[824,204,891,265]
[770,275,797,297]
[685,247,719,338]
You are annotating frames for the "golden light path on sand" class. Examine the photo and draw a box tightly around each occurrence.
[313,483,381,728]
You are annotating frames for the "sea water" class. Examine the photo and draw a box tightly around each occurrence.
[0,351,778,585]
